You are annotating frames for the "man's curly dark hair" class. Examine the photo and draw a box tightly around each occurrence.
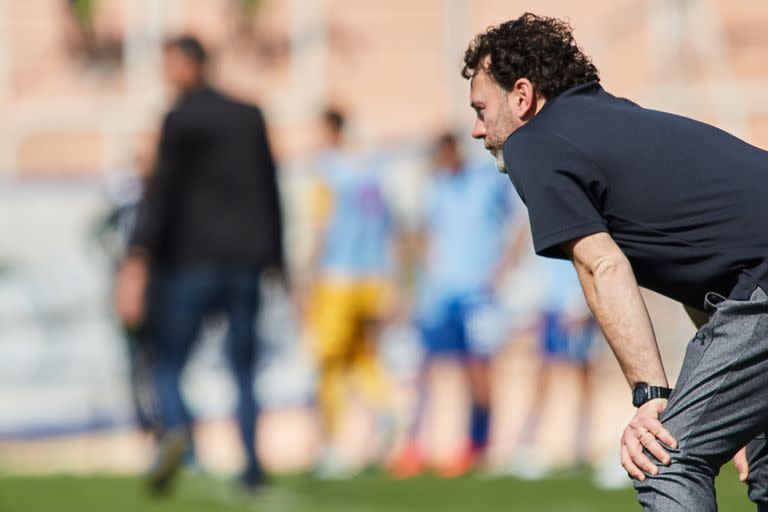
[462,13,599,99]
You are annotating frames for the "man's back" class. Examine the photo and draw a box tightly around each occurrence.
[504,81,768,308]
[133,87,283,268]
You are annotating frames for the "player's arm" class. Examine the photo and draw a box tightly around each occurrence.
[301,180,333,286]
[562,232,677,480]
[488,216,530,291]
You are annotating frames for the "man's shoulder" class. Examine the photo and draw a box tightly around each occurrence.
[186,87,264,116]
[502,120,604,192]
[226,96,264,117]
[502,123,573,165]
[214,89,263,114]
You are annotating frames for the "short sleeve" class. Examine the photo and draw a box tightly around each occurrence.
[503,131,608,259]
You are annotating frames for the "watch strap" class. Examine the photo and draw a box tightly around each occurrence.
[647,386,672,401]
[633,383,673,407]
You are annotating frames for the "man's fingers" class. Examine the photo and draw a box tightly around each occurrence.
[624,431,659,476]
[733,447,749,482]
[635,414,677,450]
[629,440,659,476]
[649,424,678,450]
[622,399,678,481]
[621,444,645,481]
[639,432,671,466]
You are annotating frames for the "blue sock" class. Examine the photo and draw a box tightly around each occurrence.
[470,403,490,450]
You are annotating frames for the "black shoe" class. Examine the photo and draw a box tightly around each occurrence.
[146,428,191,496]
[239,466,268,492]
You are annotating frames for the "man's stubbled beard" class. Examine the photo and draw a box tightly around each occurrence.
[486,96,515,174]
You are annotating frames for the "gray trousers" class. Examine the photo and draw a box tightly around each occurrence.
[635,287,768,511]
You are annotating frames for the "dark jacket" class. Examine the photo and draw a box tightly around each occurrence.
[131,86,285,269]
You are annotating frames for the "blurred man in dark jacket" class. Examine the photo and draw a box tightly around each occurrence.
[115,35,285,493]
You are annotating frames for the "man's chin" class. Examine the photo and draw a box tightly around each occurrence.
[490,150,507,174]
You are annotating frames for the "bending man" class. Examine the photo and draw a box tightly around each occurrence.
[462,13,768,511]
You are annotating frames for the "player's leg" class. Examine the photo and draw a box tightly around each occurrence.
[347,319,391,469]
[431,299,475,476]
[497,312,563,480]
[466,358,491,454]
[563,316,597,464]
[515,313,557,448]
[635,288,768,512]
[464,293,506,456]
[386,354,428,477]
[389,296,463,476]
[386,317,445,477]
[307,281,357,446]
[221,266,263,487]
[351,280,393,412]
[350,332,387,405]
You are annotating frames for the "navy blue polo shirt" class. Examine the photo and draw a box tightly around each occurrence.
[502,81,768,310]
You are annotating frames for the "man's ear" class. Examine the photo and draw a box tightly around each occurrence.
[508,78,538,121]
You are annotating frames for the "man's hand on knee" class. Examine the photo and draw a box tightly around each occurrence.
[621,398,677,481]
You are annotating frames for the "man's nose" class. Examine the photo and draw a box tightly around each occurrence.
[471,119,486,139]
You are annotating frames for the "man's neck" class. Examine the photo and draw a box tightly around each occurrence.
[178,80,207,98]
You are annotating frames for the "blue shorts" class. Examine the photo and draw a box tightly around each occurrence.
[418,292,505,358]
[541,312,596,363]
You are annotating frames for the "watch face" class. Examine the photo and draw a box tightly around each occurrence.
[633,385,648,407]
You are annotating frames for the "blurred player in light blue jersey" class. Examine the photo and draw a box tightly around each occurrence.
[540,259,596,365]
[390,133,526,477]
[505,257,597,479]
[303,109,396,477]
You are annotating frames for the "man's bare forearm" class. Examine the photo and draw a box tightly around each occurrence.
[566,234,668,389]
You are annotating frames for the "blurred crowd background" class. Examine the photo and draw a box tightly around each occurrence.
[1,0,768,498]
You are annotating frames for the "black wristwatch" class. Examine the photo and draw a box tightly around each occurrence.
[632,383,672,407]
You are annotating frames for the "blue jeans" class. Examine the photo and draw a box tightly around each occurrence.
[147,264,262,472]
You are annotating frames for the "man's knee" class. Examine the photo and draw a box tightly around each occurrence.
[634,459,717,512]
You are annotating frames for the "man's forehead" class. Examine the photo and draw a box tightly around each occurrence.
[470,71,490,101]
[470,81,480,105]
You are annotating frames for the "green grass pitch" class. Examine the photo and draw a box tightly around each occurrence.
[0,466,752,512]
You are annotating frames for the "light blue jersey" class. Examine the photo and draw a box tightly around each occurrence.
[539,258,587,315]
[422,160,516,296]
[416,160,517,357]
[315,149,393,278]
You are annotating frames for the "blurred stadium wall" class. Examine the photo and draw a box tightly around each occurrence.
[0,0,766,173]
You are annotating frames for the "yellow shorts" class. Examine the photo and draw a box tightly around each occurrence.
[307,279,392,361]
